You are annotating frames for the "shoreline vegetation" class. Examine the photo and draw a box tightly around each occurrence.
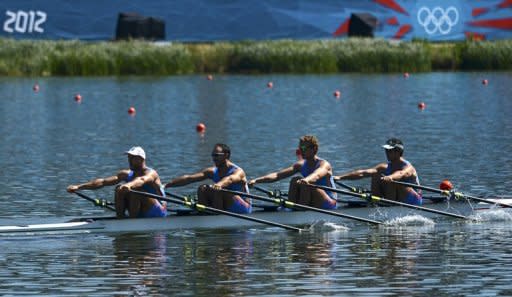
[0,38,511,76]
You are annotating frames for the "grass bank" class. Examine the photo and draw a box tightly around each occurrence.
[0,38,511,76]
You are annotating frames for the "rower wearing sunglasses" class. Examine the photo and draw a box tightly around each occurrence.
[165,143,251,213]
[334,138,422,205]
[249,135,337,209]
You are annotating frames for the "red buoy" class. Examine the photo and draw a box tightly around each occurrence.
[439,179,453,191]
[334,90,341,98]
[74,94,82,102]
[267,82,273,89]
[418,102,426,110]
[33,84,40,93]
[482,79,488,85]
[196,123,206,133]
[128,106,136,115]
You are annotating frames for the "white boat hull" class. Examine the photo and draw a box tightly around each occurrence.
[1,199,510,234]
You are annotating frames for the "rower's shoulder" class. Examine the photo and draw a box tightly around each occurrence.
[116,168,131,176]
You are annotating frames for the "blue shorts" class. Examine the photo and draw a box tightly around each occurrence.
[405,191,422,206]
[322,197,338,209]
[227,197,252,214]
[140,203,167,218]
[319,189,337,209]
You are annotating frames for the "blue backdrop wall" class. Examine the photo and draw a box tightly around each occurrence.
[1,0,511,41]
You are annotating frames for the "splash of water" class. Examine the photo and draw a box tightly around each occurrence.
[384,214,436,227]
[310,221,350,232]
[470,209,512,222]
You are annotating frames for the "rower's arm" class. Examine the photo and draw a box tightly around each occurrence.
[335,163,384,180]
[165,168,210,188]
[385,164,416,181]
[123,170,157,190]
[302,160,330,184]
[66,170,127,192]
[215,168,246,188]
[250,165,297,185]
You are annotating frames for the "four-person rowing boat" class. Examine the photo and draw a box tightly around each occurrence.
[3,140,511,235]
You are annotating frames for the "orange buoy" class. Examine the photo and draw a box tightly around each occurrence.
[334,90,341,98]
[267,82,273,89]
[439,179,453,191]
[128,106,136,115]
[418,102,426,110]
[33,84,40,93]
[482,79,488,85]
[196,123,206,133]
[74,94,82,102]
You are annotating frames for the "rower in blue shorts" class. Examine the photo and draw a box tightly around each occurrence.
[335,138,422,205]
[165,143,252,214]
[249,135,337,209]
[67,146,167,218]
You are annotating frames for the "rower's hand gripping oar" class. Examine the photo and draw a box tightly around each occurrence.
[73,191,116,211]
[129,189,304,232]
[216,187,382,225]
[307,184,469,220]
[389,180,512,208]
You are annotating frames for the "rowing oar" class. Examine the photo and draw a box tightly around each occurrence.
[129,189,304,232]
[217,188,382,225]
[253,185,287,198]
[334,181,369,194]
[389,180,512,208]
[307,184,469,220]
[74,191,116,211]
[335,181,446,202]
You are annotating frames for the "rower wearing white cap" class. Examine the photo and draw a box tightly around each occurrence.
[67,146,167,218]
[334,138,422,205]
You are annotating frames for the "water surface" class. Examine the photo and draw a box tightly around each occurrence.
[0,73,511,295]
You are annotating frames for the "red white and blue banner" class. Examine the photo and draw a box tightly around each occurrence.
[1,0,511,41]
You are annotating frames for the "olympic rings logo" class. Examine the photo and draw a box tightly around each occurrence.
[417,6,459,35]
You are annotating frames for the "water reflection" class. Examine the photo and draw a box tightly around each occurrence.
[177,230,255,296]
[363,230,423,280]
[111,233,168,296]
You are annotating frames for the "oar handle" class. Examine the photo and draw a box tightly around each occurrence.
[307,184,468,220]
[217,187,382,225]
[130,189,304,232]
[74,191,116,211]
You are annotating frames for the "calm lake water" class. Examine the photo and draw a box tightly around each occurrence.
[0,73,511,296]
